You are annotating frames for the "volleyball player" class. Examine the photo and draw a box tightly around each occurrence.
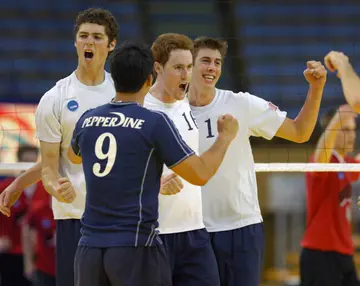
[188,36,327,286]
[300,105,360,286]
[146,33,220,286]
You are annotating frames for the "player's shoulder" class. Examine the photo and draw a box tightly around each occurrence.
[39,72,75,104]
[215,88,254,104]
[214,89,258,116]
[78,103,109,118]
[143,92,162,110]
[143,107,166,119]
[145,109,172,125]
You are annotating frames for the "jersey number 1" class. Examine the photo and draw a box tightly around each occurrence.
[205,118,215,138]
[93,132,117,177]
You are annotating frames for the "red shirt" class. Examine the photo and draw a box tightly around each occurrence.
[0,178,28,254]
[301,153,360,255]
[0,178,49,255]
[27,200,56,276]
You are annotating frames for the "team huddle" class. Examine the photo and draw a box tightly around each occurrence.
[0,7,359,286]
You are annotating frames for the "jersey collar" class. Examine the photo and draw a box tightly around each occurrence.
[109,98,140,107]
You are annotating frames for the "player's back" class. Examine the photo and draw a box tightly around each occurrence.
[73,101,167,248]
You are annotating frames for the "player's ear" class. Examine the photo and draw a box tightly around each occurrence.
[154,62,163,75]
[108,40,116,52]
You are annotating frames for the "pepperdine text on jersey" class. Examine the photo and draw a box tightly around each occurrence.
[82,112,145,129]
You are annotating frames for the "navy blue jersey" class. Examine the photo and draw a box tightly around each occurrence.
[71,101,194,248]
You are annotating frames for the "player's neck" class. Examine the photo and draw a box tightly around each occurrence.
[114,92,144,105]
[149,80,177,104]
[188,84,215,107]
[75,65,105,86]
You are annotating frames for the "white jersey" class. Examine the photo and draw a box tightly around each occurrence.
[144,93,204,234]
[191,88,286,232]
[35,72,115,220]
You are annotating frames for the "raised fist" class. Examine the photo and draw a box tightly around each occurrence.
[217,114,239,142]
[304,61,327,88]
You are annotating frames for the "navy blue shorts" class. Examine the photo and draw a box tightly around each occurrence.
[161,228,220,286]
[74,244,172,286]
[210,223,265,286]
[56,219,82,286]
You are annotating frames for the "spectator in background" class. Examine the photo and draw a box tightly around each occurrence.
[0,144,50,286]
[300,105,360,286]
[24,197,56,286]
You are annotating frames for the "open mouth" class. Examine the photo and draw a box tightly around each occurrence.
[179,83,188,92]
[203,75,216,83]
[84,51,94,61]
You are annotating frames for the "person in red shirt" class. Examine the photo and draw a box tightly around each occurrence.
[25,197,56,286]
[301,104,360,286]
[0,180,31,286]
[0,144,48,286]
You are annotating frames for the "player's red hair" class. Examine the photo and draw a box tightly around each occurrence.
[151,33,194,66]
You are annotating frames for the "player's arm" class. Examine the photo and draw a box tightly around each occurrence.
[40,141,63,198]
[40,142,75,203]
[154,113,238,186]
[171,132,234,186]
[35,90,76,203]
[67,109,90,165]
[68,145,82,165]
[6,162,42,191]
[0,162,42,217]
[338,66,360,113]
[275,61,326,143]
[325,51,360,113]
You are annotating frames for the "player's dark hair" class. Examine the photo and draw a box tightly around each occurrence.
[73,8,119,46]
[193,36,228,61]
[17,144,38,162]
[320,107,338,130]
[152,33,194,66]
[110,42,154,93]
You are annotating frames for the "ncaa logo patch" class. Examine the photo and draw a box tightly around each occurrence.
[67,100,79,112]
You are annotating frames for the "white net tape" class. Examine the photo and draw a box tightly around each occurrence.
[255,163,360,172]
[1,162,360,173]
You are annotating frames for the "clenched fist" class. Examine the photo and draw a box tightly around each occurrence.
[160,173,183,195]
[324,51,351,78]
[56,177,76,203]
[217,114,239,142]
[304,61,327,88]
